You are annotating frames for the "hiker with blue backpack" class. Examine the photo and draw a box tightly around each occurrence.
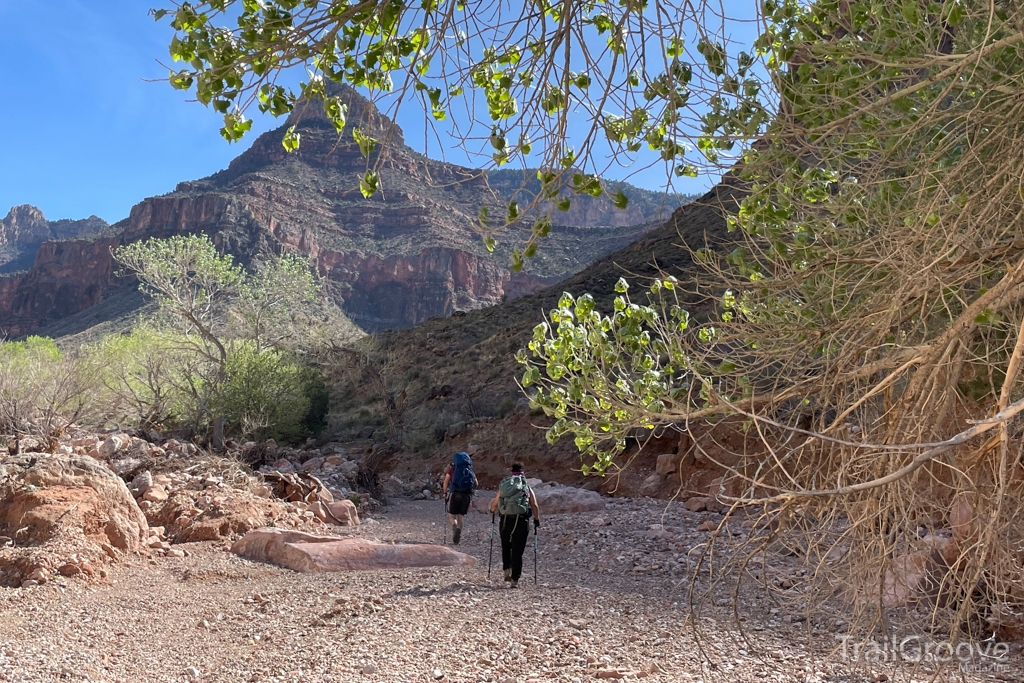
[488,463,541,588]
[442,451,477,544]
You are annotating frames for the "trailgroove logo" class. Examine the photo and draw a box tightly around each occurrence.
[836,635,1011,673]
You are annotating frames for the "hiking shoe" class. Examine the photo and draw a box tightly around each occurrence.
[509,579,518,589]
[503,568,512,582]
[452,527,461,544]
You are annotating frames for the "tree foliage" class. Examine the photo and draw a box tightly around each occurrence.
[520,0,1024,647]
[155,0,1024,654]
[0,337,95,444]
[113,235,352,442]
[153,0,752,257]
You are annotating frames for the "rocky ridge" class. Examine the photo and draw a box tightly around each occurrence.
[0,205,109,274]
[0,85,683,339]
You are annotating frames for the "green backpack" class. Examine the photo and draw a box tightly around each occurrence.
[498,474,531,516]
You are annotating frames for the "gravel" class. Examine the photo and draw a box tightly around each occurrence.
[0,498,1015,683]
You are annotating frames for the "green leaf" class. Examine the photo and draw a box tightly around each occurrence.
[613,190,628,209]
[359,170,379,198]
[282,126,301,152]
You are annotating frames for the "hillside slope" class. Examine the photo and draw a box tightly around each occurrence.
[327,180,742,488]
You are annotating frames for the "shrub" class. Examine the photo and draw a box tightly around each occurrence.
[0,337,95,440]
[215,344,328,444]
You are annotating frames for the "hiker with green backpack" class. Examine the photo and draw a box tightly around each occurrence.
[488,463,541,588]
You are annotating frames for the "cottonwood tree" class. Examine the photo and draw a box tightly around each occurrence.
[519,0,1024,648]
[157,0,1024,660]
[153,0,753,262]
[114,235,348,442]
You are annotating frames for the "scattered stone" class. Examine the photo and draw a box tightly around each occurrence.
[97,434,127,459]
[696,520,717,532]
[640,474,663,496]
[141,485,168,503]
[684,496,708,512]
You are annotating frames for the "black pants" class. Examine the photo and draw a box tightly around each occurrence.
[499,514,530,581]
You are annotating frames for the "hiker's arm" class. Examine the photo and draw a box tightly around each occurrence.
[529,489,540,522]
[442,472,451,494]
[489,490,500,513]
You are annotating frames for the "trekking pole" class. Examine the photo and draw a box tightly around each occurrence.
[487,513,495,579]
[533,523,539,585]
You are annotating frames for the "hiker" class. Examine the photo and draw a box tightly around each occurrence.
[489,463,541,588]
[442,451,477,544]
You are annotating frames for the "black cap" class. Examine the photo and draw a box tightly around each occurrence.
[511,463,523,473]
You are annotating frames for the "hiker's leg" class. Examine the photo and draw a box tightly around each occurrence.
[510,517,529,581]
[499,516,513,569]
[451,513,462,543]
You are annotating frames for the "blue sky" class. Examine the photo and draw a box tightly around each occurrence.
[0,1,284,223]
[0,1,726,224]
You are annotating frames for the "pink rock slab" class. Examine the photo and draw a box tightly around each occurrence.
[230,528,476,572]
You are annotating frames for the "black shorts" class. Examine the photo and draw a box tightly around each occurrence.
[447,491,471,515]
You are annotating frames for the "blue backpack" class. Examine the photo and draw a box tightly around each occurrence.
[450,452,475,493]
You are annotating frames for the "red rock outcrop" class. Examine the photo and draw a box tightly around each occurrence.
[0,85,674,337]
[0,454,150,587]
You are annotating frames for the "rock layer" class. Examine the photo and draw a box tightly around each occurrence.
[0,85,677,338]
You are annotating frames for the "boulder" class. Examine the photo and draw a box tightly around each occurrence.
[270,458,295,473]
[532,484,606,514]
[471,491,495,514]
[141,485,168,503]
[655,453,678,476]
[300,457,324,472]
[130,470,153,495]
[640,474,663,496]
[321,500,360,526]
[0,454,149,586]
[231,528,476,572]
[684,496,709,512]
[98,434,127,459]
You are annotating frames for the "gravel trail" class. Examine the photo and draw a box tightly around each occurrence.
[0,498,1015,683]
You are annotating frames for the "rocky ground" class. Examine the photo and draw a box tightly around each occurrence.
[1,495,1019,683]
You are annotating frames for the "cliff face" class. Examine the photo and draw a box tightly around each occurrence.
[0,85,673,337]
[0,206,109,275]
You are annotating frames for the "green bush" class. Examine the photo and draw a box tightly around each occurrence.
[216,344,328,444]
[89,326,188,429]
[0,337,95,439]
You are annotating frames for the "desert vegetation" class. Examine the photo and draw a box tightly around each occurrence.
[0,235,357,448]
[1,0,1022,678]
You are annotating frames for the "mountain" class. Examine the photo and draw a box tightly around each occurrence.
[0,85,686,339]
[0,206,110,275]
